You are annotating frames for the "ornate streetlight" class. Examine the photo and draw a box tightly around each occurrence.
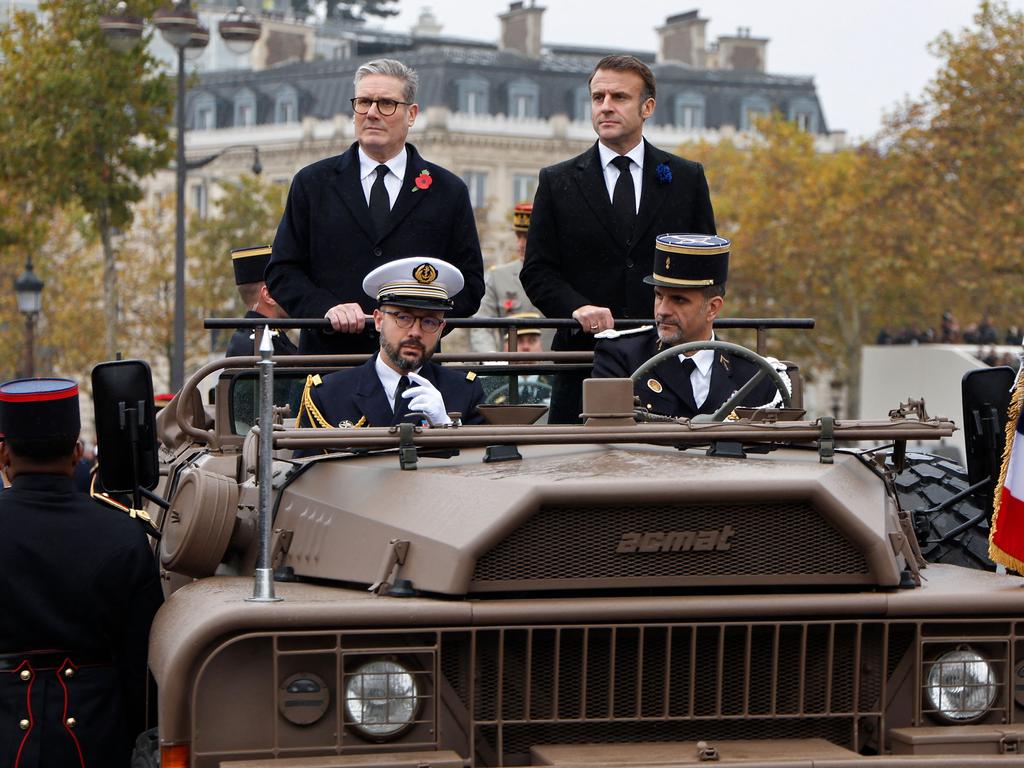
[13,257,44,379]
[101,3,261,391]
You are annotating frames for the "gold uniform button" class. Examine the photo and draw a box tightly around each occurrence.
[63,667,75,679]
[65,717,76,728]
[19,719,30,731]
[19,669,31,682]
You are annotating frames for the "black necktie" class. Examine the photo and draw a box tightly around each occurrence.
[393,375,411,416]
[611,155,636,243]
[681,357,697,377]
[369,164,390,237]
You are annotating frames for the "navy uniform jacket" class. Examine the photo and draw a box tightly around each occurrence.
[225,310,298,357]
[299,355,486,429]
[593,330,780,419]
[520,140,716,354]
[267,143,485,355]
[0,474,164,767]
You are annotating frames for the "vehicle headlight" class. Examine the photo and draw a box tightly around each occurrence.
[344,659,419,739]
[925,648,998,722]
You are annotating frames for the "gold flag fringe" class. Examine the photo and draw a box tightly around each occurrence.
[988,372,1024,571]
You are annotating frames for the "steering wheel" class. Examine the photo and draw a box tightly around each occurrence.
[629,339,792,421]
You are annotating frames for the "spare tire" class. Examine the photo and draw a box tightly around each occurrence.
[887,451,995,571]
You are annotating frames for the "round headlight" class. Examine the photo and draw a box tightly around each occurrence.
[925,648,998,722]
[344,660,419,739]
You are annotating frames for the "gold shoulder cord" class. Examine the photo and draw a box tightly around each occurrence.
[88,469,159,535]
[298,374,333,429]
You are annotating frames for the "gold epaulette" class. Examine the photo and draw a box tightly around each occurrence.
[297,374,333,428]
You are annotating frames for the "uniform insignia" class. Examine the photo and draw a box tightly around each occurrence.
[312,374,323,386]
[647,378,663,393]
[339,415,368,429]
[466,371,477,381]
[664,256,671,270]
[413,263,438,284]
[719,354,731,373]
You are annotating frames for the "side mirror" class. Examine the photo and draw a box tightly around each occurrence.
[92,360,160,493]
[962,366,1015,502]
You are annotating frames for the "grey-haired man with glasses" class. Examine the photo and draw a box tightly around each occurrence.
[268,58,484,355]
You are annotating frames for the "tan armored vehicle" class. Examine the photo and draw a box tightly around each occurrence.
[92,319,1023,767]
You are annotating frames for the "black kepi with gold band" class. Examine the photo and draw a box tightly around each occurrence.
[362,256,465,311]
[644,234,730,288]
[0,378,80,440]
[232,244,272,285]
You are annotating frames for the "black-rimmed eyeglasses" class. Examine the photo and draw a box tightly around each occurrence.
[381,310,444,333]
[350,97,410,116]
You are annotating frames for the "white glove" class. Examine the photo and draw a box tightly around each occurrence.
[402,372,452,426]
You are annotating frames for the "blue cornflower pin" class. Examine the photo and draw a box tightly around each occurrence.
[656,163,672,184]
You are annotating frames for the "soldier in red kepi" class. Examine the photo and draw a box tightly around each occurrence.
[0,377,164,767]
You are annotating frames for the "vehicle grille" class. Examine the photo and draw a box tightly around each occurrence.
[191,619,979,767]
[471,502,870,591]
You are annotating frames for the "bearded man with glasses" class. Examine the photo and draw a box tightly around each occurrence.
[298,258,485,430]
[268,58,484,355]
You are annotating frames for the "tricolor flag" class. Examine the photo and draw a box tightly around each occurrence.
[990,372,1024,571]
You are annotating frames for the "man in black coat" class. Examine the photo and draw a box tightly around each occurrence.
[0,377,163,767]
[593,235,780,419]
[225,245,297,358]
[267,58,484,355]
[520,54,716,422]
[299,257,485,431]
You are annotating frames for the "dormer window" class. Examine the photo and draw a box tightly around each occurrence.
[234,88,256,128]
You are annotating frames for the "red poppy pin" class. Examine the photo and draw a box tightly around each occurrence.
[412,169,432,192]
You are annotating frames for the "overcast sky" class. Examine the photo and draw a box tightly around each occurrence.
[375,0,1017,142]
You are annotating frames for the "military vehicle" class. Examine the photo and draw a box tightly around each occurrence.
[93,317,1024,767]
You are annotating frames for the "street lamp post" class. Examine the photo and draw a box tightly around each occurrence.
[14,257,44,379]
[101,3,261,391]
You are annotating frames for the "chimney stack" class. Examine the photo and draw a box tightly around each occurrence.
[715,26,768,72]
[499,1,545,59]
[655,10,708,67]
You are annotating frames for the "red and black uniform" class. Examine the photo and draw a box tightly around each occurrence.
[0,377,164,767]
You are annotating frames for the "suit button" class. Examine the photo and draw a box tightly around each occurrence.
[372,247,383,257]
[19,719,29,730]
[19,669,31,682]
[626,259,634,268]
[63,667,75,679]
[66,717,76,728]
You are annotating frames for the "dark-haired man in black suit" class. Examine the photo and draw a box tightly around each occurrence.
[593,235,780,418]
[267,58,484,355]
[521,54,716,422]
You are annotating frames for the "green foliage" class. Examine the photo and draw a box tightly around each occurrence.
[0,0,173,230]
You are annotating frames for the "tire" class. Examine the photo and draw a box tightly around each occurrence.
[131,727,159,768]
[888,451,995,571]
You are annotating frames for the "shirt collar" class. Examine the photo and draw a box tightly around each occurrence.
[678,332,716,374]
[359,145,408,183]
[374,352,420,391]
[598,139,645,170]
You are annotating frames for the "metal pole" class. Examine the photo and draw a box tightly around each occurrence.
[171,43,187,393]
[24,313,34,379]
[249,327,281,602]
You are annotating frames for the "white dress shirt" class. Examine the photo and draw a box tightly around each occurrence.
[679,336,715,408]
[598,140,644,213]
[358,146,407,210]
[375,354,424,412]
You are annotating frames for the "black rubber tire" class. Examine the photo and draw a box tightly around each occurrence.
[131,727,159,768]
[888,451,995,571]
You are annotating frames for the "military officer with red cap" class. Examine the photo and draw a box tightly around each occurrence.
[0,377,164,767]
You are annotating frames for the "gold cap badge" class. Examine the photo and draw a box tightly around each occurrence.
[413,263,438,284]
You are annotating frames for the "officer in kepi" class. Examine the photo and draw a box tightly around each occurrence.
[225,245,297,357]
[298,257,485,429]
[0,378,164,766]
[592,234,782,418]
